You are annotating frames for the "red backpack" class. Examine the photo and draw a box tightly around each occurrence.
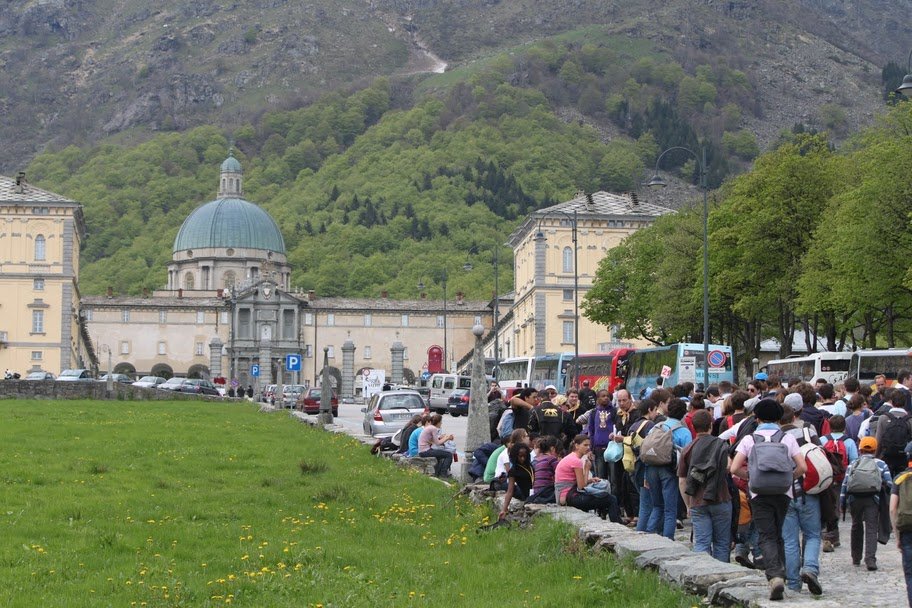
[821,434,849,483]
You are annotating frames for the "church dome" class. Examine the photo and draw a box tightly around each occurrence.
[173,198,286,254]
[221,153,242,173]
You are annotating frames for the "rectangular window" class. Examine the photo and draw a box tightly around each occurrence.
[327,346,335,358]
[563,289,573,301]
[304,344,313,358]
[238,309,251,339]
[562,320,574,344]
[304,313,313,326]
[31,351,42,361]
[32,310,44,333]
[326,313,335,327]
[282,309,295,339]
[364,346,372,359]
[158,341,166,355]
[196,311,205,324]
[159,309,167,324]
[83,309,92,321]
[436,315,445,328]
[364,314,372,327]
[220,311,228,324]
[0,331,7,342]
[403,347,408,360]
[401,314,409,327]
[195,341,204,356]
[120,341,129,355]
[121,309,130,323]
[474,316,482,326]
[33,278,45,291]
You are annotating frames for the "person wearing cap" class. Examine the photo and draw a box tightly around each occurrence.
[841,436,893,570]
[889,441,912,607]
[730,398,806,601]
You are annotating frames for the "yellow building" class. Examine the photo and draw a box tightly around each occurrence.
[502,190,673,359]
[0,173,96,375]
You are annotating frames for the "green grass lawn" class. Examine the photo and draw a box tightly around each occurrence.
[0,400,700,607]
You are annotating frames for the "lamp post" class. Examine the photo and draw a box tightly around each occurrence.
[895,49,912,96]
[464,246,501,378]
[535,210,579,388]
[418,268,448,372]
[645,145,710,387]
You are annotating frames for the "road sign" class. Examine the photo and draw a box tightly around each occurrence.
[250,364,260,377]
[286,354,302,372]
[708,350,727,368]
[363,368,385,400]
[660,365,672,379]
[420,371,432,381]
[679,356,696,383]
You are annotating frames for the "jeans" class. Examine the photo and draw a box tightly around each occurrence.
[691,501,732,562]
[783,493,821,590]
[419,449,453,477]
[566,487,621,522]
[750,494,791,581]
[900,530,912,608]
[849,496,879,566]
[645,464,680,539]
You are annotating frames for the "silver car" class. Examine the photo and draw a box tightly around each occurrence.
[361,390,428,437]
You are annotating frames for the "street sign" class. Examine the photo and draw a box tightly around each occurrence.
[679,356,696,383]
[363,368,385,400]
[420,371,432,381]
[250,364,260,377]
[286,354,302,372]
[708,350,727,368]
[660,365,672,379]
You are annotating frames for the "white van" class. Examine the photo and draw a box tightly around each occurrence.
[428,373,472,414]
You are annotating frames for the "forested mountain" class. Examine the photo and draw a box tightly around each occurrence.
[9,1,912,298]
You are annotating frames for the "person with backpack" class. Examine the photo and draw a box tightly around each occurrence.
[795,381,831,437]
[875,390,912,479]
[730,399,806,601]
[841,436,893,570]
[844,393,869,444]
[677,410,731,562]
[529,393,576,447]
[889,442,912,607]
[642,398,692,540]
[820,415,857,553]
[586,389,616,480]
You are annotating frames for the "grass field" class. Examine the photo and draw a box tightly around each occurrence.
[0,400,700,607]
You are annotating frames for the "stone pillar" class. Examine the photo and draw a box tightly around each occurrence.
[318,347,333,425]
[462,324,489,483]
[258,338,272,395]
[390,341,405,386]
[342,340,355,400]
[209,336,223,379]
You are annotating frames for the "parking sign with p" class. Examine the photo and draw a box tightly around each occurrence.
[286,354,302,372]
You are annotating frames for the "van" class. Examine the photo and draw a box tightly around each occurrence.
[428,373,472,414]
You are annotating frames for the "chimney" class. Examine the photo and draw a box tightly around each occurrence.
[456,291,464,305]
[142,288,150,298]
[420,292,427,300]
[381,290,388,299]
[178,288,183,299]
[106,286,113,298]
[15,172,26,193]
[307,289,315,301]
[629,191,639,207]
[585,192,595,210]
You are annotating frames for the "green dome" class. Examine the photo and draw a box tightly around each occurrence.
[173,198,286,254]
[221,154,242,172]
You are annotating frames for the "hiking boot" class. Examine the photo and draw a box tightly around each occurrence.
[821,540,834,553]
[866,561,878,571]
[769,577,785,601]
[735,554,753,569]
[801,571,823,596]
[752,557,765,571]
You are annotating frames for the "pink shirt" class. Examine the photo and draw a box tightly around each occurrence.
[554,452,584,502]
[735,426,800,498]
[417,425,439,453]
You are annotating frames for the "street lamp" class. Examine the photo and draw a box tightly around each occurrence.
[536,209,579,389]
[418,268,448,372]
[895,49,912,96]
[464,245,501,378]
[645,145,710,387]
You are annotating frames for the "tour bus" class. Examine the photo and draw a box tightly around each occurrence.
[848,348,912,385]
[764,352,854,385]
[562,349,635,394]
[497,356,534,395]
[625,343,734,399]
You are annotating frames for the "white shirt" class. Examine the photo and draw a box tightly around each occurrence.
[494,448,511,478]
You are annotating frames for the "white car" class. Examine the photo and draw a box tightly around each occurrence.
[133,376,166,388]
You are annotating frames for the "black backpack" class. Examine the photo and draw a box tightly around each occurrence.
[729,414,759,458]
[880,412,912,457]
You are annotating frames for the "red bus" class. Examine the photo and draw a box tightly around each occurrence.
[564,349,635,393]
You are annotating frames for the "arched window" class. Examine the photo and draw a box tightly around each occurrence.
[562,246,573,273]
[184,272,195,290]
[223,271,237,288]
[35,235,46,261]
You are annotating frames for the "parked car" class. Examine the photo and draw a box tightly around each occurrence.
[415,386,431,408]
[56,369,94,382]
[98,373,133,384]
[261,384,277,404]
[178,378,220,396]
[158,377,189,391]
[280,384,306,408]
[133,376,166,388]
[428,373,472,414]
[25,371,55,381]
[447,389,471,417]
[362,390,428,437]
[295,387,338,416]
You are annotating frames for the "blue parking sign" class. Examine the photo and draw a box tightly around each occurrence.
[286,354,302,372]
[250,364,260,377]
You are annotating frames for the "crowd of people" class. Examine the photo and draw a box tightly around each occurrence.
[463,374,912,603]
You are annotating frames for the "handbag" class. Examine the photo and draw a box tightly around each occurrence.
[581,479,612,497]
[604,441,624,463]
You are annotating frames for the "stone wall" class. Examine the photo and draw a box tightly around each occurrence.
[0,380,229,402]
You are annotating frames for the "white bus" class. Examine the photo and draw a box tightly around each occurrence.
[848,348,912,385]
[497,356,533,393]
[764,352,853,385]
